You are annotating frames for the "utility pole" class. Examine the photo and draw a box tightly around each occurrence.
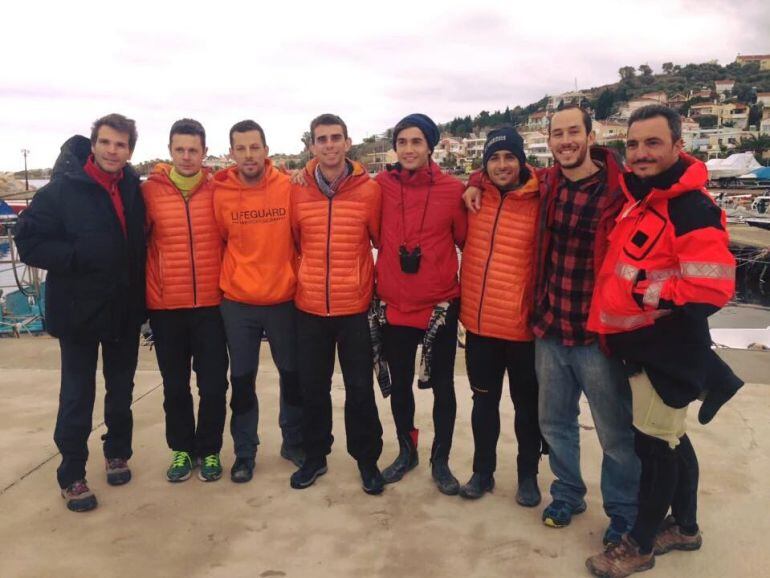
[21,149,30,191]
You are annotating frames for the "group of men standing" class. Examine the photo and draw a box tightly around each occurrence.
[15,103,742,578]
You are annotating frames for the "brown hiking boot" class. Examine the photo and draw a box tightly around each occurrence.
[61,479,97,512]
[106,458,132,486]
[586,535,655,578]
[653,516,703,555]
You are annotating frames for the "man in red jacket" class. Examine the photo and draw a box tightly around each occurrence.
[375,113,467,495]
[585,104,742,578]
[288,113,385,495]
[143,119,228,483]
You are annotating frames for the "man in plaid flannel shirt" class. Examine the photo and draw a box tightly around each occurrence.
[465,105,640,546]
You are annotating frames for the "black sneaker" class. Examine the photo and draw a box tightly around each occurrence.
[230,457,255,483]
[459,472,495,500]
[280,442,306,468]
[290,456,327,489]
[515,475,542,508]
[431,459,460,495]
[105,458,131,486]
[359,464,385,495]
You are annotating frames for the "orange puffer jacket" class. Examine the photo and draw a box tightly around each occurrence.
[143,164,223,310]
[291,159,381,316]
[460,169,540,341]
[213,160,297,305]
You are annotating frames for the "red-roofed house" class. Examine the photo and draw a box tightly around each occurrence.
[735,54,770,70]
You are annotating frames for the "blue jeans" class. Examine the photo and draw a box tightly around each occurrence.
[536,337,639,523]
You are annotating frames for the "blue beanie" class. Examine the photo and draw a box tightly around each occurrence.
[483,127,526,169]
[392,113,440,152]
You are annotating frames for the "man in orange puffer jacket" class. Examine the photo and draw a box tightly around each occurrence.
[288,114,385,495]
[212,120,303,484]
[457,127,545,505]
[143,119,228,483]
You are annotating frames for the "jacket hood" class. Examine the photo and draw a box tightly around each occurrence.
[481,164,540,201]
[51,135,92,179]
[620,152,707,204]
[303,158,372,191]
[213,159,280,190]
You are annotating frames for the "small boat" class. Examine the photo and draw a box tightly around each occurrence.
[746,217,770,231]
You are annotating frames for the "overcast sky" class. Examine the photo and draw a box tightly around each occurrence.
[1,0,768,171]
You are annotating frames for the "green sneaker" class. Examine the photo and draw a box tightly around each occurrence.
[199,454,223,482]
[166,451,193,483]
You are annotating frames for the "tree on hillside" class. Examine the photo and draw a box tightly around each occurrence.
[735,134,770,164]
[733,83,758,104]
[605,140,626,157]
[619,66,636,81]
[662,62,674,75]
[595,90,615,120]
[639,64,653,77]
[748,104,763,129]
[698,115,719,129]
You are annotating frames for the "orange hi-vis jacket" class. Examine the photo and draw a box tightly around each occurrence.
[212,160,297,305]
[460,169,540,341]
[291,159,381,317]
[588,153,735,334]
[142,164,223,310]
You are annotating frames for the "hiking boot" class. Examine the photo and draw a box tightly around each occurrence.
[290,456,328,489]
[61,479,97,513]
[604,515,633,547]
[515,475,541,507]
[459,472,494,500]
[230,457,255,483]
[585,534,655,578]
[105,458,131,486]
[280,442,306,468]
[431,459,460,495]
[166,451,193,482]
[359,463,385,495]
[198,454,223,482]
[382,431,419,484]
[653,516,702,555]
[542,499,587,528]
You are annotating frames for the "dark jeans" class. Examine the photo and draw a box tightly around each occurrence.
[220,298,303,458]
[465,332,542,478]
[630,431,700,553]
[55,328,139,488]
[382,304,458,462]
[297,310,383,465]
[149,307,229,457]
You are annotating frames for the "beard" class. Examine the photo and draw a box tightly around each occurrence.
[555,142,589,169]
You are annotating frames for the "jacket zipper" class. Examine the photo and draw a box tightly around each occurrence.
[184,196,198,306]
[325,197,333,316]
[477,196,505,331]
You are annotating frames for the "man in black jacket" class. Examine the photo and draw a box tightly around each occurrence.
[15,113,146,512]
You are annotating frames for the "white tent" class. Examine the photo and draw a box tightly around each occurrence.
[706,152,762,180]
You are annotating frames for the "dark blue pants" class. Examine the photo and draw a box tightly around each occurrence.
[55,329,139,488]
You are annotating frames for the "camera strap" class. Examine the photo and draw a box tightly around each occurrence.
[399,181,433,249]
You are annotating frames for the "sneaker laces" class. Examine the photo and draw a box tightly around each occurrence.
[171,451,191,468]
[202,454,221,468]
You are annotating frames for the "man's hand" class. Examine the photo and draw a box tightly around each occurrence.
[463,186,482,213]
[290,169,308,186]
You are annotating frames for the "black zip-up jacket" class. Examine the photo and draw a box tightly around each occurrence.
[14,135,146,341]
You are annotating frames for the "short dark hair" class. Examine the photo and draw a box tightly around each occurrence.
[628,104,682,142]
[229,120,267,147]
[90,113,138,152]
[310,114,348,143]
[169,118,206,148]
[548,105,592,135]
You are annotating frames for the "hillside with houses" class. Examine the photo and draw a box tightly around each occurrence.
[362,53,770,174]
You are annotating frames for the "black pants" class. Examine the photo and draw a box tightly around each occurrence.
[465,332,543,478]
[55,328,139,488]
[149,307,229,457]
[298,310,383,465]
[382,304,458,462]
[630,430,700,553]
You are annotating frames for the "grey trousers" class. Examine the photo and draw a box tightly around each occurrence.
[220,298,303,458]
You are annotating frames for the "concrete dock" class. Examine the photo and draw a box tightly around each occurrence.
[1,329,768,578]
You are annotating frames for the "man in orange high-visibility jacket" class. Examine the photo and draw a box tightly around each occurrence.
[586,104,743,578]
